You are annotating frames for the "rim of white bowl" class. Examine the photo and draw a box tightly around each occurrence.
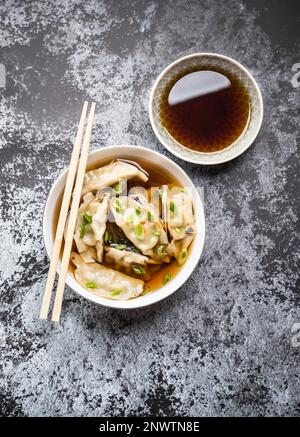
[43,145,206,310]
[149,52,264,165]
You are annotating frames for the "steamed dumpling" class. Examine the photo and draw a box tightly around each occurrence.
[104,246,160,280]
[162,187,195,238]
[110,195,162,254]
[74,194,109,262]
[167,234,194,266]
[82,160,148,195]
[80,247,97,263]
[71,252,144,300]
[129,191,171,262]
[163,186,195,241]
[104,246,153,267]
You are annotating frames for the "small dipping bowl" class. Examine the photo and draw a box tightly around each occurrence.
[149,53,263,165]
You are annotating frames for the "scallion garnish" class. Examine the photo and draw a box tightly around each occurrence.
[83,213,92,224]
[86,281,97,289]
[79,222,86,238]
[111,289,121,296]
[148,211,153,222]
[169,201,176,214]
[113,180,126,195]
[156,244,167,257]
[114,198,123,214]
[132,265,145,275]
[134,224,144,240]
[114,244,127,250]
[163,272,171,285]
[127,211,135,224]
[104,230,111,243]
[80,213,93,238]
[152,228,161,237]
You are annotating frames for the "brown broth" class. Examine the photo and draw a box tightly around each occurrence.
[160,66,251,153]
[52,157,193,294]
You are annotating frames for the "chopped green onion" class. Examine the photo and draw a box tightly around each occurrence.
[111,289,121,296]
[180,187,185,193]
[83,213,92,224]
[169,201,176,214]
[181,249,188,259]
[127,211,135,224]
[113,180,126,195]
[156,244,168,257]
[148,211,153,222]
[104,230,111,243]
[132,265,145,275]
[114,198,123,214]
[135,207,141,216]
[134,224,145,240]
[141,286,152,296]
[152,228,161,237]
[176,249,188,265]
[86,281,97,288]
[163,272,171,285]
[80,213,93,238]
[114,244,127,250]
[79,222,86,238]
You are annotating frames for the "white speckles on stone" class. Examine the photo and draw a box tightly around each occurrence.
[140,2,157,33]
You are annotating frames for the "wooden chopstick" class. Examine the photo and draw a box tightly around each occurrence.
[40,101,89,320]
[51,102,96,322]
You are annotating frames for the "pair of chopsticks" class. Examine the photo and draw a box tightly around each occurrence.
[40,101,96,323]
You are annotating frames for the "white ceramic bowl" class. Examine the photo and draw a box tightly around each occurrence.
[149,53,263,165]
[43,145,205,309]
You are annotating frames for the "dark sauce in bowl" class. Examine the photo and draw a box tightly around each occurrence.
[160,67,251,153]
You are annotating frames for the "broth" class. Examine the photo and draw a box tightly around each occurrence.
[160,66,251,153]
[52,157,192,294]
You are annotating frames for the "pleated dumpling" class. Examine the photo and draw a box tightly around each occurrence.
[82,160,148,195]
[109,195,167,255]
[162,186,195,240]
[167,234,194,266]
[162,186,196,265]
[74,193,109,262]
[104,246,152,267]
[71,252,144,300]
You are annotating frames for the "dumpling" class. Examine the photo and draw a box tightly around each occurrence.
[82,160,148,195]
[163,186,195,241]
[104,246,159,280]
[80,247,97,263]
[167,234,194,266]
[104,246,153,267]
[71,252,144,300]
[109,195,167,255]
[129,192,171,262]
[74,193,109,262]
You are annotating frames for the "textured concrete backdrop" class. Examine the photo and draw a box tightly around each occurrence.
[0,0,299,417]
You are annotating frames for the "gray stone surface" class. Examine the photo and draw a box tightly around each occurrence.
[0,0,299,417]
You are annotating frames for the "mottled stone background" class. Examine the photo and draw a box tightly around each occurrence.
[0,0,299,417]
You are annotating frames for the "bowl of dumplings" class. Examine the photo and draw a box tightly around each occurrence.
[43,145,205,309]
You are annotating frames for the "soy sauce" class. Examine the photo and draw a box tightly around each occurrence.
[160,67,251,153]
